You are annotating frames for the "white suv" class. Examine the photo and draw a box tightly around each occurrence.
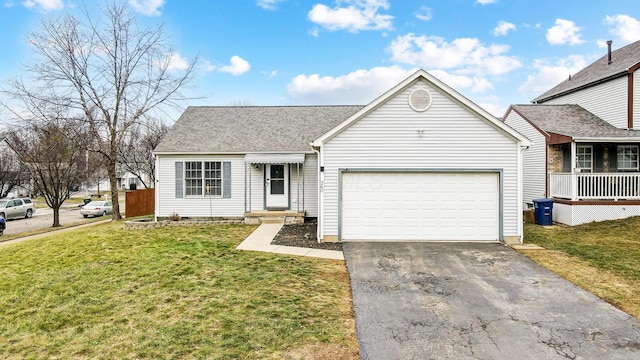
[0,198,36,219]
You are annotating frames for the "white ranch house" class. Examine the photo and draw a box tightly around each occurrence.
[154,70,530,243]
[504,40,640,225]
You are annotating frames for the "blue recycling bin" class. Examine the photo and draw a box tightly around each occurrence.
[533,198,554,226]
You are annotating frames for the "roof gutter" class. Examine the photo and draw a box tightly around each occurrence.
[573,136,640,143]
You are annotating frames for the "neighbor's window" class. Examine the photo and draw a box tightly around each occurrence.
[185,161,203,196]
[576,145,593,172]
[204,161,222,196]
[617,145,639,171]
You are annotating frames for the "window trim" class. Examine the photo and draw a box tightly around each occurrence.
[184,161,203,196]
[184,161,224,198]
[576,145,593,173]
[617,145,639,171]
[204,161,222,196]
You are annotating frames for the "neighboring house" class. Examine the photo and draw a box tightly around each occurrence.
[117,169,152,190]
[504,40,640,225]
[0,136,33,198]
[154,69,530,243]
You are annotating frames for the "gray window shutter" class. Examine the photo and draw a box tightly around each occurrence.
[175,162,184,198]
[223,161,231,198]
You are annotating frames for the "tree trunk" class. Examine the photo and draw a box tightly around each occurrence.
[107,159,122,220]
[52,206,60,227]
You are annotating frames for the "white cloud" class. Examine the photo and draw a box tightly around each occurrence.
[415,6,431,22]
[476,97,503,118]
[308,0,393,33]
[428,70,494,93]
[128,0,164,16]
[546,18,584,45]
[518,55,587,94]
[287,66,415,104]
[476,0,496,4]
[219,56,251,76]
[22,0,63,11]
[493,21,516,36]
[388,34,521,77]
[605,14,640,44]
[256,0,284,10]
[264,70,278,79]
[202,60,216,73]
[164,52,190,71]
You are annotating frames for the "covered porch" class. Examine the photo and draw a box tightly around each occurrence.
[549,141,640,201]
[243,153,307,224]
[550,172,640,200]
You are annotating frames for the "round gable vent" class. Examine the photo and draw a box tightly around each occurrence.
[408,88,432,112]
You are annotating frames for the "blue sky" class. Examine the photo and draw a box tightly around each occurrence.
[1,0,640,121]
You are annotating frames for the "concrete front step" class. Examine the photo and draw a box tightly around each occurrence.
[244,211,305,225]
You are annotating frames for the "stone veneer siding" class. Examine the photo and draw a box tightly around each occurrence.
[547,145,563,196]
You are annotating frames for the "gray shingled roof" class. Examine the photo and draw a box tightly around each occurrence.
[154,105,365,153]
[533,40,640,103]
[510,104,640,138]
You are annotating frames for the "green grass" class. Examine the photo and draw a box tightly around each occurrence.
[524,217,640,280]
[0,223,358,359]
[522,216,640,318]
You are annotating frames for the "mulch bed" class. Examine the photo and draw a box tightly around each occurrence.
[271,222,342,251]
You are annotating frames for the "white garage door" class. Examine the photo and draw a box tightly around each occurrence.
[341,172,499,241]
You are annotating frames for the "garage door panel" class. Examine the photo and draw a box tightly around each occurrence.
[341,172,499,241]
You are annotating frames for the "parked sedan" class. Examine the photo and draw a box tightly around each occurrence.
[80,201,113,218]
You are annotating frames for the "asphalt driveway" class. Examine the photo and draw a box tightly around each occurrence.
[343,242,640,360]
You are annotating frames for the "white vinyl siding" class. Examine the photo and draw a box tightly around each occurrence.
[320,80,521,240]
[156,155,245,218]
[504,110,546,206]
[543,76,628,129]
[634,71,640,129]
[245,156,318,216]
[290,156,319,217]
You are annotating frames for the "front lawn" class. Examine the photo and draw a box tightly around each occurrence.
[0,223,359,359]
[522,216,640,318]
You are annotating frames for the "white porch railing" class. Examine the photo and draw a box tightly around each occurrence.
[550,173,640,200]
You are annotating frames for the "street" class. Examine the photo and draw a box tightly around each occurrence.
[2,206,110,237]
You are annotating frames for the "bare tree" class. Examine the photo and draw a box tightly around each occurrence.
[5,1,196,220]
[118,117,168,189]
[7,121,87,227]
[0,143,28,198]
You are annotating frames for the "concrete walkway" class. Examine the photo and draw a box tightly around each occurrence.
[236,223,344,260]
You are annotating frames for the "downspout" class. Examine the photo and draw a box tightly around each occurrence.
[517,143,529,243]
[312,146,322,243]
[154,153,159,222]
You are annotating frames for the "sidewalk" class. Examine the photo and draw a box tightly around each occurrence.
[236,223,344,260]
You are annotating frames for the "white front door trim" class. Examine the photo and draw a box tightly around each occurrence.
[265,164,289,209]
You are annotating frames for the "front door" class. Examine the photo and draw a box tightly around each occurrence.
[266,164,289,209]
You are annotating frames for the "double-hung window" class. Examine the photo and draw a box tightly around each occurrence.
[576,145,593,173]
[176,161,230,198]
[185,162,203,196]
[204,162,222,196]
[617,145,639,171]
[184,161,224,196]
